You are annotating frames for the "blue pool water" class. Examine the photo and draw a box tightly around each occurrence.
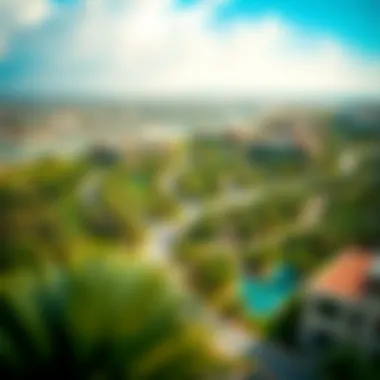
[240,264,299,318]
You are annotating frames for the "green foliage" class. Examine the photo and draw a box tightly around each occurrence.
[0,260,231,379]
[218,295,245,320]
[322,162,380,247]
[184,189,307,250]
[147,189,180,220]
[242,245,275,276]
[32,157,88,199]
[177,139,258,200]
[189,249,238,297]
[281,231,329,274]
[247,144,310,174]
[320,345,380,380]
[101,160,179,222]
[79,203,145,246]
[265,296,302,348]
[0,159,84,272]
[177,168,220,200]
[187,215,224,243]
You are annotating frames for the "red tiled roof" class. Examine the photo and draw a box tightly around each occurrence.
[309,247,373,299]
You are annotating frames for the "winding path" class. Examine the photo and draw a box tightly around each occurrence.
[78,145,360,367]
[141,152,322,360]
[142,152,257,358]
[141,146,357,367]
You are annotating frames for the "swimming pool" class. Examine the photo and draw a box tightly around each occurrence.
[240,264,299,318]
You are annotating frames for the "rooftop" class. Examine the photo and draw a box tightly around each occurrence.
[309,247,374,299]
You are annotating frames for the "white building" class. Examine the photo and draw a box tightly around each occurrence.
[299,247,380,359]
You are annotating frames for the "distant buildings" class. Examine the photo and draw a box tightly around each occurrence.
[299,247,380,359]
[87,144,122,167]
[224,125,253,143]
[333,108,380,141]
[247,140,309,168]
[0,108,91,163]
[247,112,319,168]
[126,124,187,155]
[257,116,296,141]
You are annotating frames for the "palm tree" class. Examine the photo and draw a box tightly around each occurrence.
[0,259,232,379]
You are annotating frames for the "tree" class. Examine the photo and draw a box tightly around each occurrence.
[148,189,179,220]
[0,174,71,272]
[265,297,302,348]
[322,165,380,247]
[81,204,145,246]
[190,250,238,298]
[320,345,379,380]
[187,216,223,243]
[0,260,233,379]
[282,232,327,275]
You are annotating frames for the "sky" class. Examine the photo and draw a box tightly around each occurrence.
[0,0,379,99]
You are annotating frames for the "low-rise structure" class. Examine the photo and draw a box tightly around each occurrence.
[299,247,380,359]
[333,107,380,141]
[247,140,309,168]
[87,144,122,167]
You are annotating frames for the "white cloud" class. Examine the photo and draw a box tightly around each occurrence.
[1,0,379,97]
[0,0,50,26]
[15,0,50,26]
[0,34,7,56]
[0,0,50,57]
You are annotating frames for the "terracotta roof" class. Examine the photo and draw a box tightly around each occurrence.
[309,247,373,299]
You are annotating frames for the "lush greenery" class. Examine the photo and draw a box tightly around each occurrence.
[176,137,259,200]
[0,259,232,379]
[175,187,312,282]
[320,345,380,380]
[1,108,380,379]
[175,117,380,341]
[265,297,303,348]
[0,150,180,272]
[0,157,88,271]
[321,150,380,247]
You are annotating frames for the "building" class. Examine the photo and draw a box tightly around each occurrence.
[133,124,187,154]
[224,125,252,143]
[87,144,122,167]
[333,107,380,141]
[247,113,319,169]
[247,140,309,168]
[299,247,380,358]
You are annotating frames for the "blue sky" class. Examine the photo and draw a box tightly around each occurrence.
[0,0,379,98]
[179,0,380,55]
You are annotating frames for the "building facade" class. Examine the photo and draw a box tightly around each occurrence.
[299,248,380,359]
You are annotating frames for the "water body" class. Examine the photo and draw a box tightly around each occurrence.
[240,264,299,318]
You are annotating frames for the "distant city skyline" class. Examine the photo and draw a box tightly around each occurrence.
[0,0,379,99]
